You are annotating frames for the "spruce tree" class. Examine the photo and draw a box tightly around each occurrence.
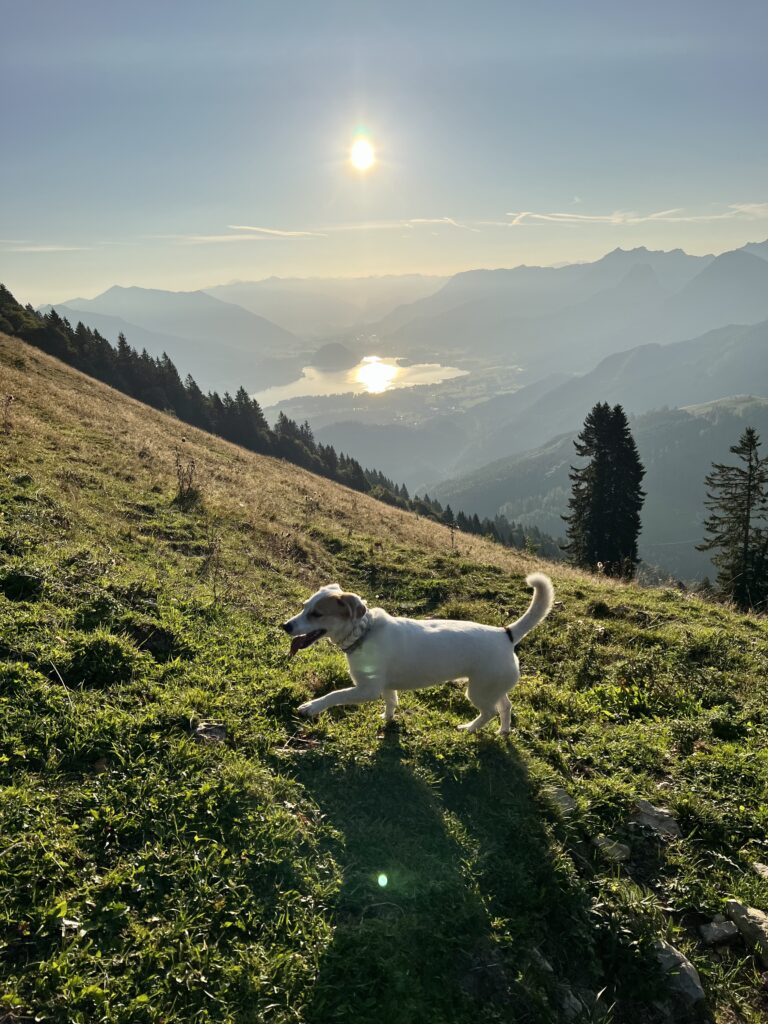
[697,427,768,610]
[563,403,645,578]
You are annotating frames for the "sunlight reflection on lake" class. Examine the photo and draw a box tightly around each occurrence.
[254,355,467,406]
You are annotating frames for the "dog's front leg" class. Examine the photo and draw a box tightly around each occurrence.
[297,681,381,718]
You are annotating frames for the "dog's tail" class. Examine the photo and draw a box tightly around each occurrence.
[506,573,554,644]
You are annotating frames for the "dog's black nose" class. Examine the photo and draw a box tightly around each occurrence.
[281,621,293,634]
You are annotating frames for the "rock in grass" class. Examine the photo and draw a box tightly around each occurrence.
[546,786,577,816]
[752,862,768,881]
[592,835,630,862]
[631,798,682,838]
[725,900,768,965]
[699,915,739,945]
[193,721,227,743]
[529,948,554,974]
[557,983,584,1021]
[654,940,706,1007]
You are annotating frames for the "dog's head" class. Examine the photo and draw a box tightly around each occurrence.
[281,583,368,657]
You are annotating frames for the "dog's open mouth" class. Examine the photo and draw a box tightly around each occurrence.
[289,629,326,658]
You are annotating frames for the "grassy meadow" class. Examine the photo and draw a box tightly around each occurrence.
[1,333,767,1023]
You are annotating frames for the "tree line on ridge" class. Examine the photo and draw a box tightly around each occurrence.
[0,284,562,560]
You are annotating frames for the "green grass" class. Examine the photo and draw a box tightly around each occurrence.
[1,335,768,1023]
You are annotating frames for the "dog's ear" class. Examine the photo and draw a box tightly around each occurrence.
[337,592,367,620]
[326,583,342,592]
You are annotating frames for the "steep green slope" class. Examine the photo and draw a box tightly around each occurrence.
[1,334,767,1024]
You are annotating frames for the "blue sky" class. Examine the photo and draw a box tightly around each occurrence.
[2,0,767,304]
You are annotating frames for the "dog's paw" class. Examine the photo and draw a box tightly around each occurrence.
[457,722,476,733]
[297,701,319,718]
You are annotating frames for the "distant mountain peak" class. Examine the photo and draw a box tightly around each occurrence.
[710,247,766,267]
[600,245,673,262]
[616,262,663,287]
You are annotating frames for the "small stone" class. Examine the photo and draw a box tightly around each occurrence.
[557,984,584,1021]
[654,940,706,1006]
[752,862,768,881]
[546,786,577,816]
[193,721,227,743]
[725,900,768,966]
[699,918,739,945]
[593,835,630,862]
[631,798,682,838]
[529,948,554,974]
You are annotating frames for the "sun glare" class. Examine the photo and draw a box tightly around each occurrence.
[355,356,398,394]
[350,137,375,172]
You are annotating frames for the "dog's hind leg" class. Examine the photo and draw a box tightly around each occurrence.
[496,693,512,736]
[457,708,496,734]
[458,678,500,734]
[381,688,399,722]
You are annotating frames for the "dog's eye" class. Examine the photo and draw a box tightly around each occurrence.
[309,610,321,619]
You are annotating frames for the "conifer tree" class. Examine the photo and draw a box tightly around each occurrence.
[563,402,645,578]
[697,427,768,610]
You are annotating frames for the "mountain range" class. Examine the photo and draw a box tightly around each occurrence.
[430,395,768,580]
[369,244,768,375]
[39,286,301,392]
[206,274,447,338]
[38,276,448,391]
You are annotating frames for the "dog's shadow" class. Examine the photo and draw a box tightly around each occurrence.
[293,728,603,1024]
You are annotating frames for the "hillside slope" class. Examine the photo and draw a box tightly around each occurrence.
[448,316,768,472]
[1,334,767,1024]
[432,397,768,581]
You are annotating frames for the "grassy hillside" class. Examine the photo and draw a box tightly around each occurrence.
[1,333,767,1024]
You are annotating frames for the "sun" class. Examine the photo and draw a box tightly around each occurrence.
[350,137,375,172]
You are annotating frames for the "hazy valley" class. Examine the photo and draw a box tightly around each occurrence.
[37,237,768,582]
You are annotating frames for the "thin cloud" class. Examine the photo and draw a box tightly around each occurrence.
[160,231,325,245]
[227,224,327,238]
[323,220,411,233]
[159,217,480,243]
[322,216,479,233]
[506,203,768,226]
[407,217,480,233]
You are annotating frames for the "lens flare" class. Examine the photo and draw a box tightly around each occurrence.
[377,873,388,888]
[350,137,375,172]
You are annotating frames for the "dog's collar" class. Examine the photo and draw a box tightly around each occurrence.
[336,611,373,654]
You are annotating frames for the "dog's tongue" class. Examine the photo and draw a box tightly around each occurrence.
[289,630,325,658]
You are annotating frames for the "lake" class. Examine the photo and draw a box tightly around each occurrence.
[254,355,467,407]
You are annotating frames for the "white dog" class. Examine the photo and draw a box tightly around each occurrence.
[281,573,554,734]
